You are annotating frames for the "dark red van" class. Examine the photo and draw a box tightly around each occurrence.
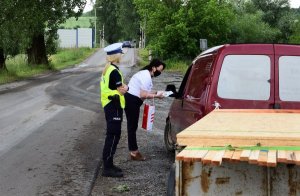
[164,44,300,151]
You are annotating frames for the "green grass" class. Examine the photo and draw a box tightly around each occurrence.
[0,48,96,84]
[164,59,189,73]
[49,47,96,70]
[137,48,149,67]
[60,17,94,29]
[137,48,189,73]
[0,48,189,85]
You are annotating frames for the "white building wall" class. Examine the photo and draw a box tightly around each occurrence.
[57,29,77,48]
[57,28,93,48]
[77,28,93,48]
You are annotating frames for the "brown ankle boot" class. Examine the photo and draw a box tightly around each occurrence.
[130,152,146,161]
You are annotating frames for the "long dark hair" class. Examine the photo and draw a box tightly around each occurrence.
[141,59,166,71]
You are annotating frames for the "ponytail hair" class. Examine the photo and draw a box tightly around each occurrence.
[141,58,166,71]
[106,53,121,63]
[103,53,122,75]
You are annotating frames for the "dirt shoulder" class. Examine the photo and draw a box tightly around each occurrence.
[91,67,183,196]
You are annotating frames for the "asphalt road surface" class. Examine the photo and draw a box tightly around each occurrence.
[0,48,136,196]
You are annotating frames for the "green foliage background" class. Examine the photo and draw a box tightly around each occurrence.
[60,17,94,29]
[2,0,300,73]
[129,0,300,59]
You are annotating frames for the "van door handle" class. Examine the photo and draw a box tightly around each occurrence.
[273,103,281,109]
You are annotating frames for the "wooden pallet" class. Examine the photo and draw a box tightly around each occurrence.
[176,147,300,167]
[177,109,300,147]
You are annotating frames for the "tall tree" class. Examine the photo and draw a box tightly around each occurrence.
[252,0,290,27]
[227,0,281,43]
[19,0,86,66]
[96,0,121,44]
[134,0,234,59]
[289,15,300,43]
[229,11,280,43]
[133,0,185,57]
[0,0,27,70]
[0,48,4,70]
[116,0,140,41]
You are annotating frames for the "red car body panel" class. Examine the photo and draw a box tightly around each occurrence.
[167,44,300,145]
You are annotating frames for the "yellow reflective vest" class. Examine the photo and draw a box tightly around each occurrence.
[100,65,125,108]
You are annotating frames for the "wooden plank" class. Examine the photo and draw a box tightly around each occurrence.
[176,148,192,161]
[231,150,242,162]
[176,109,300,167]
[193,150,208,162]
[183,149,208,162]
[294,151,300,165]
[249,150,260,164]
[240,150,251,161]
[286,151,296,164]
[202,151,217,165]
[213,109,300,114]
[211,150,225,166]
[176,109,300,147]
[277,150,287,163]
[177,137,300,147]
[258,150,268,166]
[223,150,234,161]
[267,150,277,167]
[183,150,198,162]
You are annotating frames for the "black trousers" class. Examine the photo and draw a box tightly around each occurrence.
[124,93,143,151]
[102,101,123,168]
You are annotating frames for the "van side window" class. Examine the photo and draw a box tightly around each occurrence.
[217,55,271,100]
[177,65,192,98]
[279,56,300,101]
[185,56,213,99]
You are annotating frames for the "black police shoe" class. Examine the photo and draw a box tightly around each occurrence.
[102,167,123,177]
[112,165,122,172]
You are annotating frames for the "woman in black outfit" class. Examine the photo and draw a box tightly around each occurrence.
[125,59,166,161]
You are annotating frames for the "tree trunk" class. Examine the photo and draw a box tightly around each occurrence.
[27,33,49,66]
[0,48,7,71]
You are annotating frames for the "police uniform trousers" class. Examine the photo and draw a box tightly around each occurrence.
[124,92,143,151]
[102,101,123,168]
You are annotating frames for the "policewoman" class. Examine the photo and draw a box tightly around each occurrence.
[100,43,128,177]
[124,59,166,161]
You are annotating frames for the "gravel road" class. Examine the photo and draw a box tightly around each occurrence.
[91,66,183,196]
[0,48,184,196]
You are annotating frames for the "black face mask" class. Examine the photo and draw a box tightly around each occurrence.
[154,70,161,77]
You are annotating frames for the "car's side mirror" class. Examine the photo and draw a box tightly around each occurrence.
[165,84,178,98]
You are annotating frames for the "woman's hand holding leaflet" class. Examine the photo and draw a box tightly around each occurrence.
[117,84,128,95]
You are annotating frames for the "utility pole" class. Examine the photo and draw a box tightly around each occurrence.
[139,25,142,48]
[144,14,146,49]
[94,8,97,47]
[99,30,102,48]
[102,24,105,48]
[94,5,103,48]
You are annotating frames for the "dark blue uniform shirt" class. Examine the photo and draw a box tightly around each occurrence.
[109,64,122,90]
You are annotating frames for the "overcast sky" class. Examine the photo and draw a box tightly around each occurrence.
[83,0,300,13]
[290,0,300,8]
[84,0,93,13]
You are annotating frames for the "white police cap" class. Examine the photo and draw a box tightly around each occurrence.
[104,43,123,55]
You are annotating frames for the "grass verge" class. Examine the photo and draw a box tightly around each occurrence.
[0,47,97,84]
[49,47,96,70]
[137,48,190,74]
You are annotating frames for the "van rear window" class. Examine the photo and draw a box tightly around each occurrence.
[279,56,300,101]
[217,55,271,100]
